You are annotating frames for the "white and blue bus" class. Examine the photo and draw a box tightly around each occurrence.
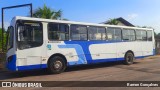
[6,16,155,73]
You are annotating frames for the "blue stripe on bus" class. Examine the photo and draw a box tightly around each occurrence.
[64,41,114,64]
[58,44,87,65]
[17,64,47,71]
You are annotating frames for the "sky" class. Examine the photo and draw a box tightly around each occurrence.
[0,0,160,33]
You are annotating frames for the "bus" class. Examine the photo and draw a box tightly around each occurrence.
[6,16,155,74]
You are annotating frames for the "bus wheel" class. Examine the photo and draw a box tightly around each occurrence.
[48,56,66,74]
[123,52,134,65]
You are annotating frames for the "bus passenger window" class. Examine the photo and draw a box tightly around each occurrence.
[98,27,106,40]
[122,29,136,41]
[141,31,147,41]
[88,27,106,40]
[136,30,142,40]
[122,30,130,41]
[107,28,122,41]
[129,30,136,41]
[136,30,147,41]
[88,27,97,40]
[147,31,152,41]
[48,23,69,41]
[70,25,87,40]
[107,28,114,40]
[114,28,122,41]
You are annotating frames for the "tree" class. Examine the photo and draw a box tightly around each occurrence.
[0,28,7,51]
[33,4,62,19]
[107,18,119,25]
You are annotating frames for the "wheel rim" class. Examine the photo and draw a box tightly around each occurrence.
[126,54,133,63]
[53,60,63,70]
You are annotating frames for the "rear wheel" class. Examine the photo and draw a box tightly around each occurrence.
[48,56,66,74]
[123,52,134,65]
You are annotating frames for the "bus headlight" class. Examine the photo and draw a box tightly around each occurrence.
[7,55,13,62]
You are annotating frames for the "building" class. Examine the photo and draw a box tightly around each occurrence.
[102,17,135,27]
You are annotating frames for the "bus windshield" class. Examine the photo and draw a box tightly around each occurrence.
[17,21,43,50]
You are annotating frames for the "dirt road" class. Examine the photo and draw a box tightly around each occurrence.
[0,56,160,90]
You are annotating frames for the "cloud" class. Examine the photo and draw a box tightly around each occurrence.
[127,13,138,21]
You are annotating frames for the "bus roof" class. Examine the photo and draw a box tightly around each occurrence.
[13,16,153,31]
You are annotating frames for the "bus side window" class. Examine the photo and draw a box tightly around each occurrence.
[97,27,106,40]
[122,29,136,41]
[114,28,122,41]
[136,30,147,41]
[141,30,147,41]
[88,27,97,40]
[88,26,106,40]
[107,27,122,41]
[129,30,136,41]
[59,24,69,40]
[17,21,43,50]
[122,29,130,41]
[48,23,69,41]
[106,28,114,41]
[147,31,152,41]
[70,25,87,40]
[136,30,142,41]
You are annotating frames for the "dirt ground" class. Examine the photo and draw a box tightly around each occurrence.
[0,55,160,89]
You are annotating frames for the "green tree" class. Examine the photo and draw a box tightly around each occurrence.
[0,28,7,51]
[33,4,62,19]
[107,18,119,25]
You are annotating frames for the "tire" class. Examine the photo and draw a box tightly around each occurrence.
[123,52,134,65]
[48,56,66,74]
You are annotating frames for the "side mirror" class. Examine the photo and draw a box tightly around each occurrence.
[5,27,10,51]
[5,26,14,51]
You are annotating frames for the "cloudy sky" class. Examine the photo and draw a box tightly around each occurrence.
[0,0,160,33]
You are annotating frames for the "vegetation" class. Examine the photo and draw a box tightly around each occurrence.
[33,4,62,20]
[0,28,7,51]
[107,18,119,25]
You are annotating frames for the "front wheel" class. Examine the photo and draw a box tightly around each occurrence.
[123,52,134,65]
[48,56,66,74]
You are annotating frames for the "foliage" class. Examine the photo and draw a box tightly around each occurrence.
[33,4,62,20]
[107,18,119,25]
[0,28,7,51]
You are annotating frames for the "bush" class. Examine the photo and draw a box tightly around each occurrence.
[0,28,7,51]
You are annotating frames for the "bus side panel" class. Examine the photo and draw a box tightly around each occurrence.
[47,42,87,66]
[89,43,117,61]
[142,42,154,56]
[51,41,154,66]
[117,41,143,59]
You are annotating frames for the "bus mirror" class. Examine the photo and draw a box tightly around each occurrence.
[5,26,10,51]
[6,26,14,51]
